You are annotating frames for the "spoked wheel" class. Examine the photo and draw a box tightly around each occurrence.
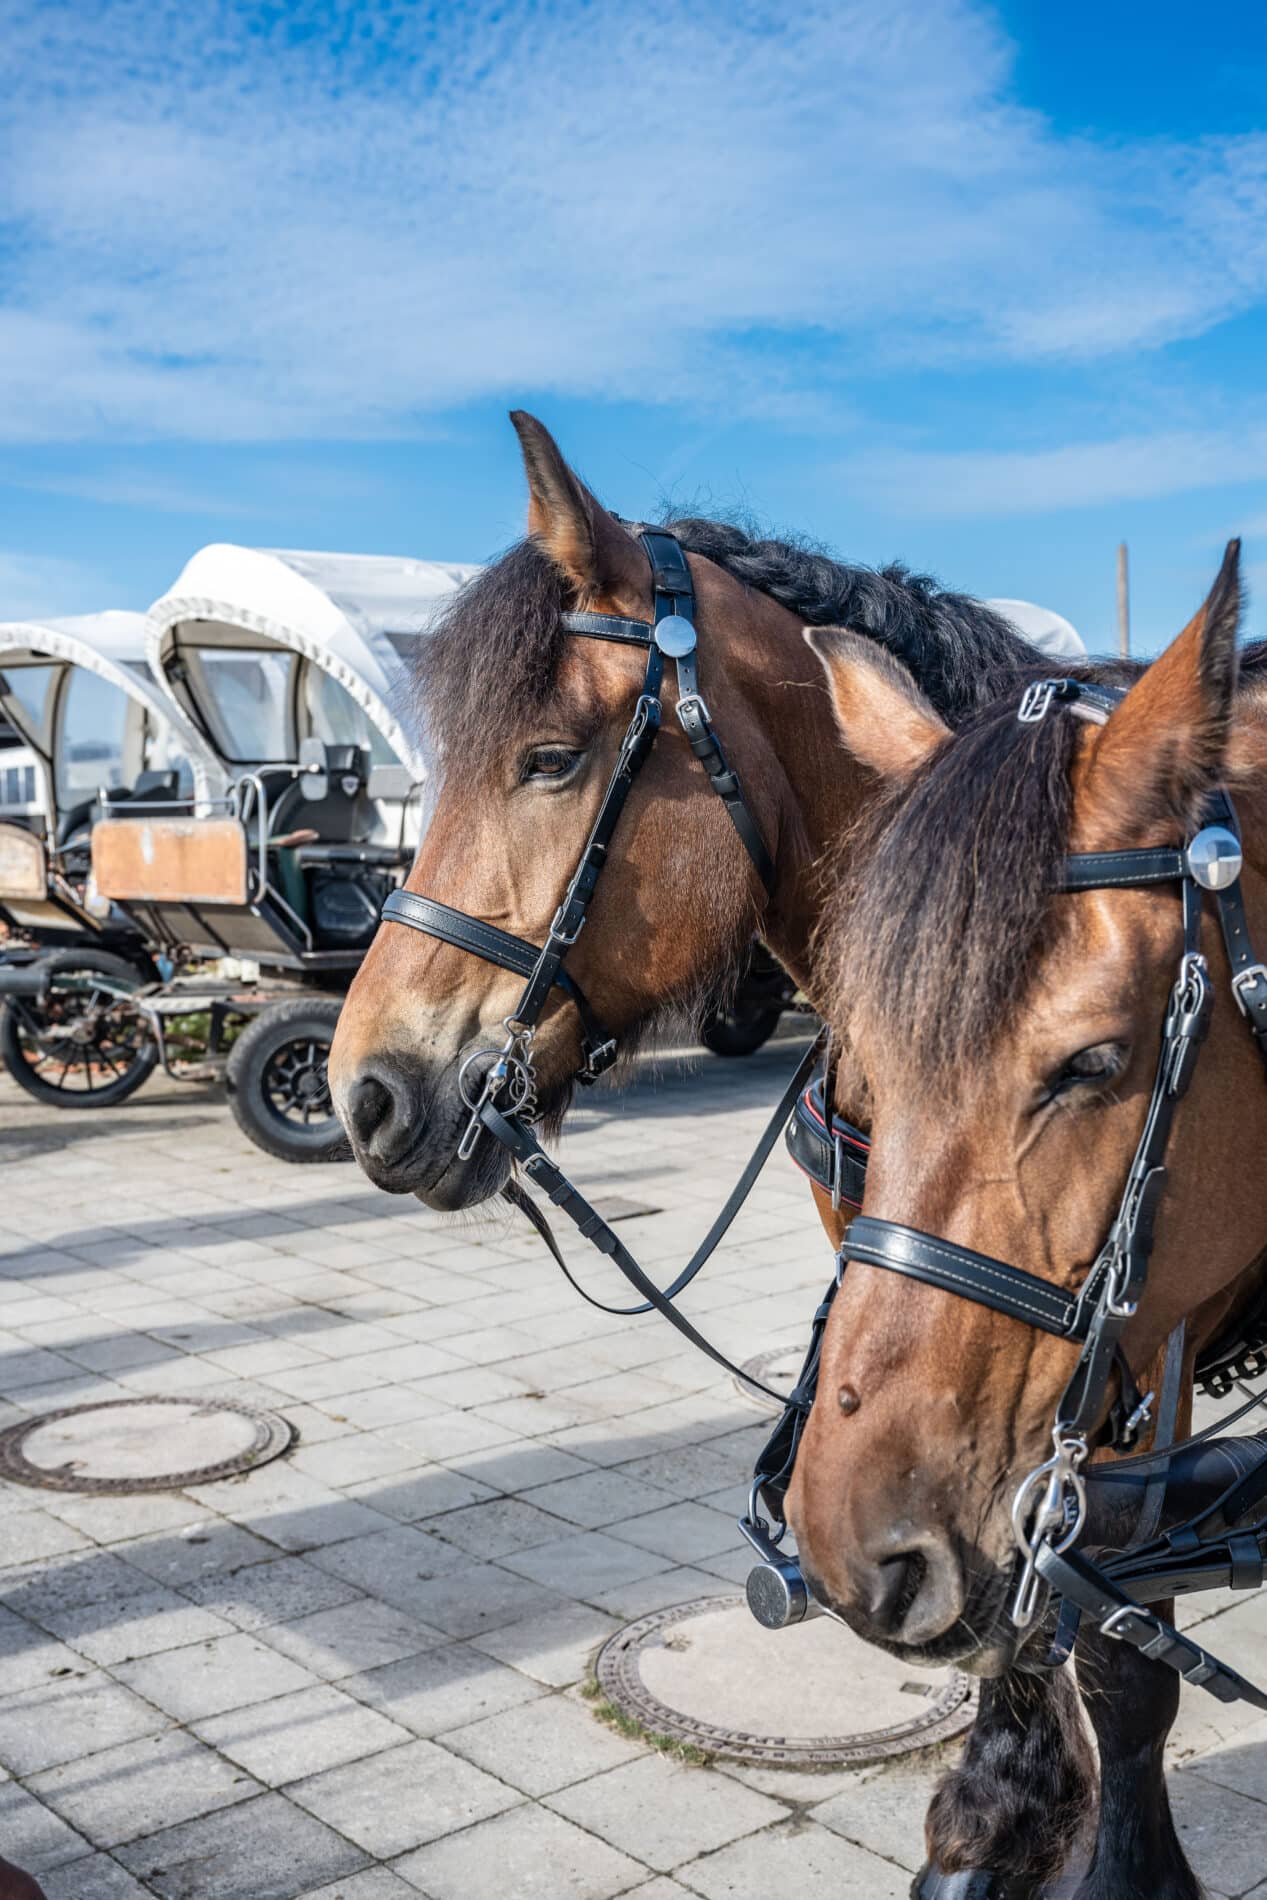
[0,949,157,1109]
[224,996,350,1163]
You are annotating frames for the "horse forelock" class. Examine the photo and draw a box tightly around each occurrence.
[822,644,1267,1079]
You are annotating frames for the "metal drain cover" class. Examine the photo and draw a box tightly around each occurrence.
[595,1593,975,1766]
[0,1397,295,1495]
[735,1345,804,1412]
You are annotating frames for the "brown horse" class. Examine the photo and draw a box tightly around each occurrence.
[329,412,1089,1898]
[794,544,1267,1898]
[329,412,1030,1209]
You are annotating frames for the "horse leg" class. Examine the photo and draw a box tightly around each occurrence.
[1072,1605,1197,1900]
[916,1666,1095,1898]
[0,1857,47,1900]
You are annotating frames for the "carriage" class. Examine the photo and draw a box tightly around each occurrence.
[84,543,477,1160]
[0,610,224,1107]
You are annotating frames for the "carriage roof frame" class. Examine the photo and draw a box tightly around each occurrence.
[145,544,481,786]
[0,608,226,819]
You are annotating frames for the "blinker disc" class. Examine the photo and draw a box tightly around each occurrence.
[1187,825,1243,891]
[654,613,696,658]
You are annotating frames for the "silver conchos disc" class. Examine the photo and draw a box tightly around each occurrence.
[653,614,696,658]
[595,1594,976,1766]
[0,1397,296,1495]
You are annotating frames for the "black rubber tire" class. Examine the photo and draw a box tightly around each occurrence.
[225,995,350,1163]
[0,948,157,1108]
[700,1005,783,1058]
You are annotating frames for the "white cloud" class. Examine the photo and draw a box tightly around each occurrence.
[0,0,1264,443]
[845,427,1267,517]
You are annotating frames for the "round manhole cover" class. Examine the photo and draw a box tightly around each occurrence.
[595,1593,976,1767]
[0,1397,296,1495]
[735,1345,803,1412]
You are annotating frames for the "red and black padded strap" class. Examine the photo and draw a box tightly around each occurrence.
[784,1074,869,1209]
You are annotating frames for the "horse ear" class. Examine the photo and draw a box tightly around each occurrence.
[509,411,646,603]
[1086,540,1242,830]
[805,628,949,780]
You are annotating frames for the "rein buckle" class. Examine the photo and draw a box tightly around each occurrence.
[1232,963,1267,1017]
[1018,678,1077,725]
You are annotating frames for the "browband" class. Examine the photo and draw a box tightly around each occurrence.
[559,611,654,646]
[1060,848,1189,891]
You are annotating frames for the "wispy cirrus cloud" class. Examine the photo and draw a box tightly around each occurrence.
[845,426,1267,517]
[0,0,1265,445]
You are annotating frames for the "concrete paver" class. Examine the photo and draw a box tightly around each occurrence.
[27,1727,258,1847]
[4,1037,1267,1895]
[441,1688,646,1795]
[193,1684,413,1786]
[396,1800,645,1898]
[115,1789,367,1899]
[287,1736,519,1857]
[546,1753,785,1873]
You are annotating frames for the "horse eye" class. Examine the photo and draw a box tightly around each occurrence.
[521,746,582,784]
[1045,1042,1127,1103]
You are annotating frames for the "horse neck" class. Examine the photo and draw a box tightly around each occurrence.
[713,592,869,999]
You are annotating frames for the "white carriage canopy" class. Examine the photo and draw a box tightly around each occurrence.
[987,599,1085,660]
[146,546,479,786]
[0,610,223,822]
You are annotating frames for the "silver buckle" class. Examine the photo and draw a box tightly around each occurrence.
[1018,679,1064,724]
[830,1131,845,1211]
[1233,964,1267,1016]
[549,903,586,947]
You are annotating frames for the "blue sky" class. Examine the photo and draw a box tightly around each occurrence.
[1,0,1266,653]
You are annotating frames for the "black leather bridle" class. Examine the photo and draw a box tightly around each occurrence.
[748,674,1267,1705]
[381,528,774,1106]
[378,526,816,1403]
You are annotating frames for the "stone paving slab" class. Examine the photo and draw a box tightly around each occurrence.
[3,1037,1267,1896]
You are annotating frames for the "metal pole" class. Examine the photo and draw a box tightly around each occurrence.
[1117,542,1130,659]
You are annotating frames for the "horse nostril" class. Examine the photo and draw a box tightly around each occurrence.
[867,1551,927,1639]
[346,1073,395,1144]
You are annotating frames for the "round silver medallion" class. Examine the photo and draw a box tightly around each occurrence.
[1187,826,1243,891]
[654,614,696,658]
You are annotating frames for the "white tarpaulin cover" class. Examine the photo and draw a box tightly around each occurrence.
[0,609,223,807]
[987,598,1085,660]
[146,546,479,782]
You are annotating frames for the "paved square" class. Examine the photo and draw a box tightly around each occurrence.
[3,1035,1267,1897]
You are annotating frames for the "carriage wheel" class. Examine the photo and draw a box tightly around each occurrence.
[0,949,157,1109]
[224,995,350,1163]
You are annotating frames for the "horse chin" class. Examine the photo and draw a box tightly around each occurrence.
[408,1073,574,1212]
[412,1136,512,1212]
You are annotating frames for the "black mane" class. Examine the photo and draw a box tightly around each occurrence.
[413,516,1047,771]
